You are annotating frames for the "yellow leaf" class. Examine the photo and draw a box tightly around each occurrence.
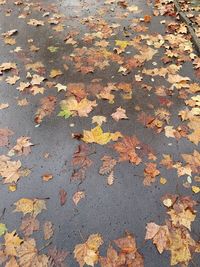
[115,40,130,50]
[74,234,103,267]
[4,231,23,256]
[82,126,122,145]
[14,198,46,217]
[192,186,200,194]
[160,177,167,185]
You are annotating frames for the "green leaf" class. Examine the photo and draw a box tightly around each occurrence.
[58,109,72,119]
[48,46,59,53]
[0,223,7,237]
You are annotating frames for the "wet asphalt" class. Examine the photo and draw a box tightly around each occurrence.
[0,0,200,266]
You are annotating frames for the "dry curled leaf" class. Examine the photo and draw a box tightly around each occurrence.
[43,221,54,240]
[73,191,86,206]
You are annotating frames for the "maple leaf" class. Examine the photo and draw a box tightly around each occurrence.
[43,221,54,240]
[113,232,144,266]
[82,126,122,145]
[17,238,49,267]
[17,82,30,92]
[111,107,128,121]
[143,163,160,186]
[99,155,117,175]
[113,136,141,164]
[48,247,68,267]
[74,234,103,267]
[92,116,107,126]
[50,69,63,78]
[34,96,56,124]
[71,144,92,181]
[100,245,119,267]
[145,223,169,253]
[0,128,14,147]
[0,156,22,184]
[10,136,33,156]
[73,191,86,206]
[0,62,17,74]
[4,231,23,256]
[30,86,45,95]
[181,150,200,174]
[59,96,97,117]
[20,216,40,237]
[5,75,20,85]
[14,198,46,217]
[55,83,67,92]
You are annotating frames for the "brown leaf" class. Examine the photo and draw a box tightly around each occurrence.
[11,136,33,156]
[48,247,68,267]
[145,223,169,253]
[143,163,160,186]
[59,189,67,206]
[42,173,53,182]
[113,136,141,165]
[34,96,56,124]
[74,233,103,267]
[0,128,14,147]
[71,144,92,181]
[99,155,117,175]
[43,221,54,240]
[20,216,40,237]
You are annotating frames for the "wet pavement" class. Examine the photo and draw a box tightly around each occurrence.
[0,0,200,266]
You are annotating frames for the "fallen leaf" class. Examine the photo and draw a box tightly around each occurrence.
[14,198,46,217]
[42,173,53,182]
[0,128,14,147]
[43,221,54,240]
[82,126,122,145]
[20,216,40,237]
[74,233,103,267]
[73,191,86,206]
[59,189,67,206]
[111,107,128,121]
[4,231,23,256]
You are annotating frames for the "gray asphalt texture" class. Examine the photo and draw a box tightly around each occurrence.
[0,0,200,266]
